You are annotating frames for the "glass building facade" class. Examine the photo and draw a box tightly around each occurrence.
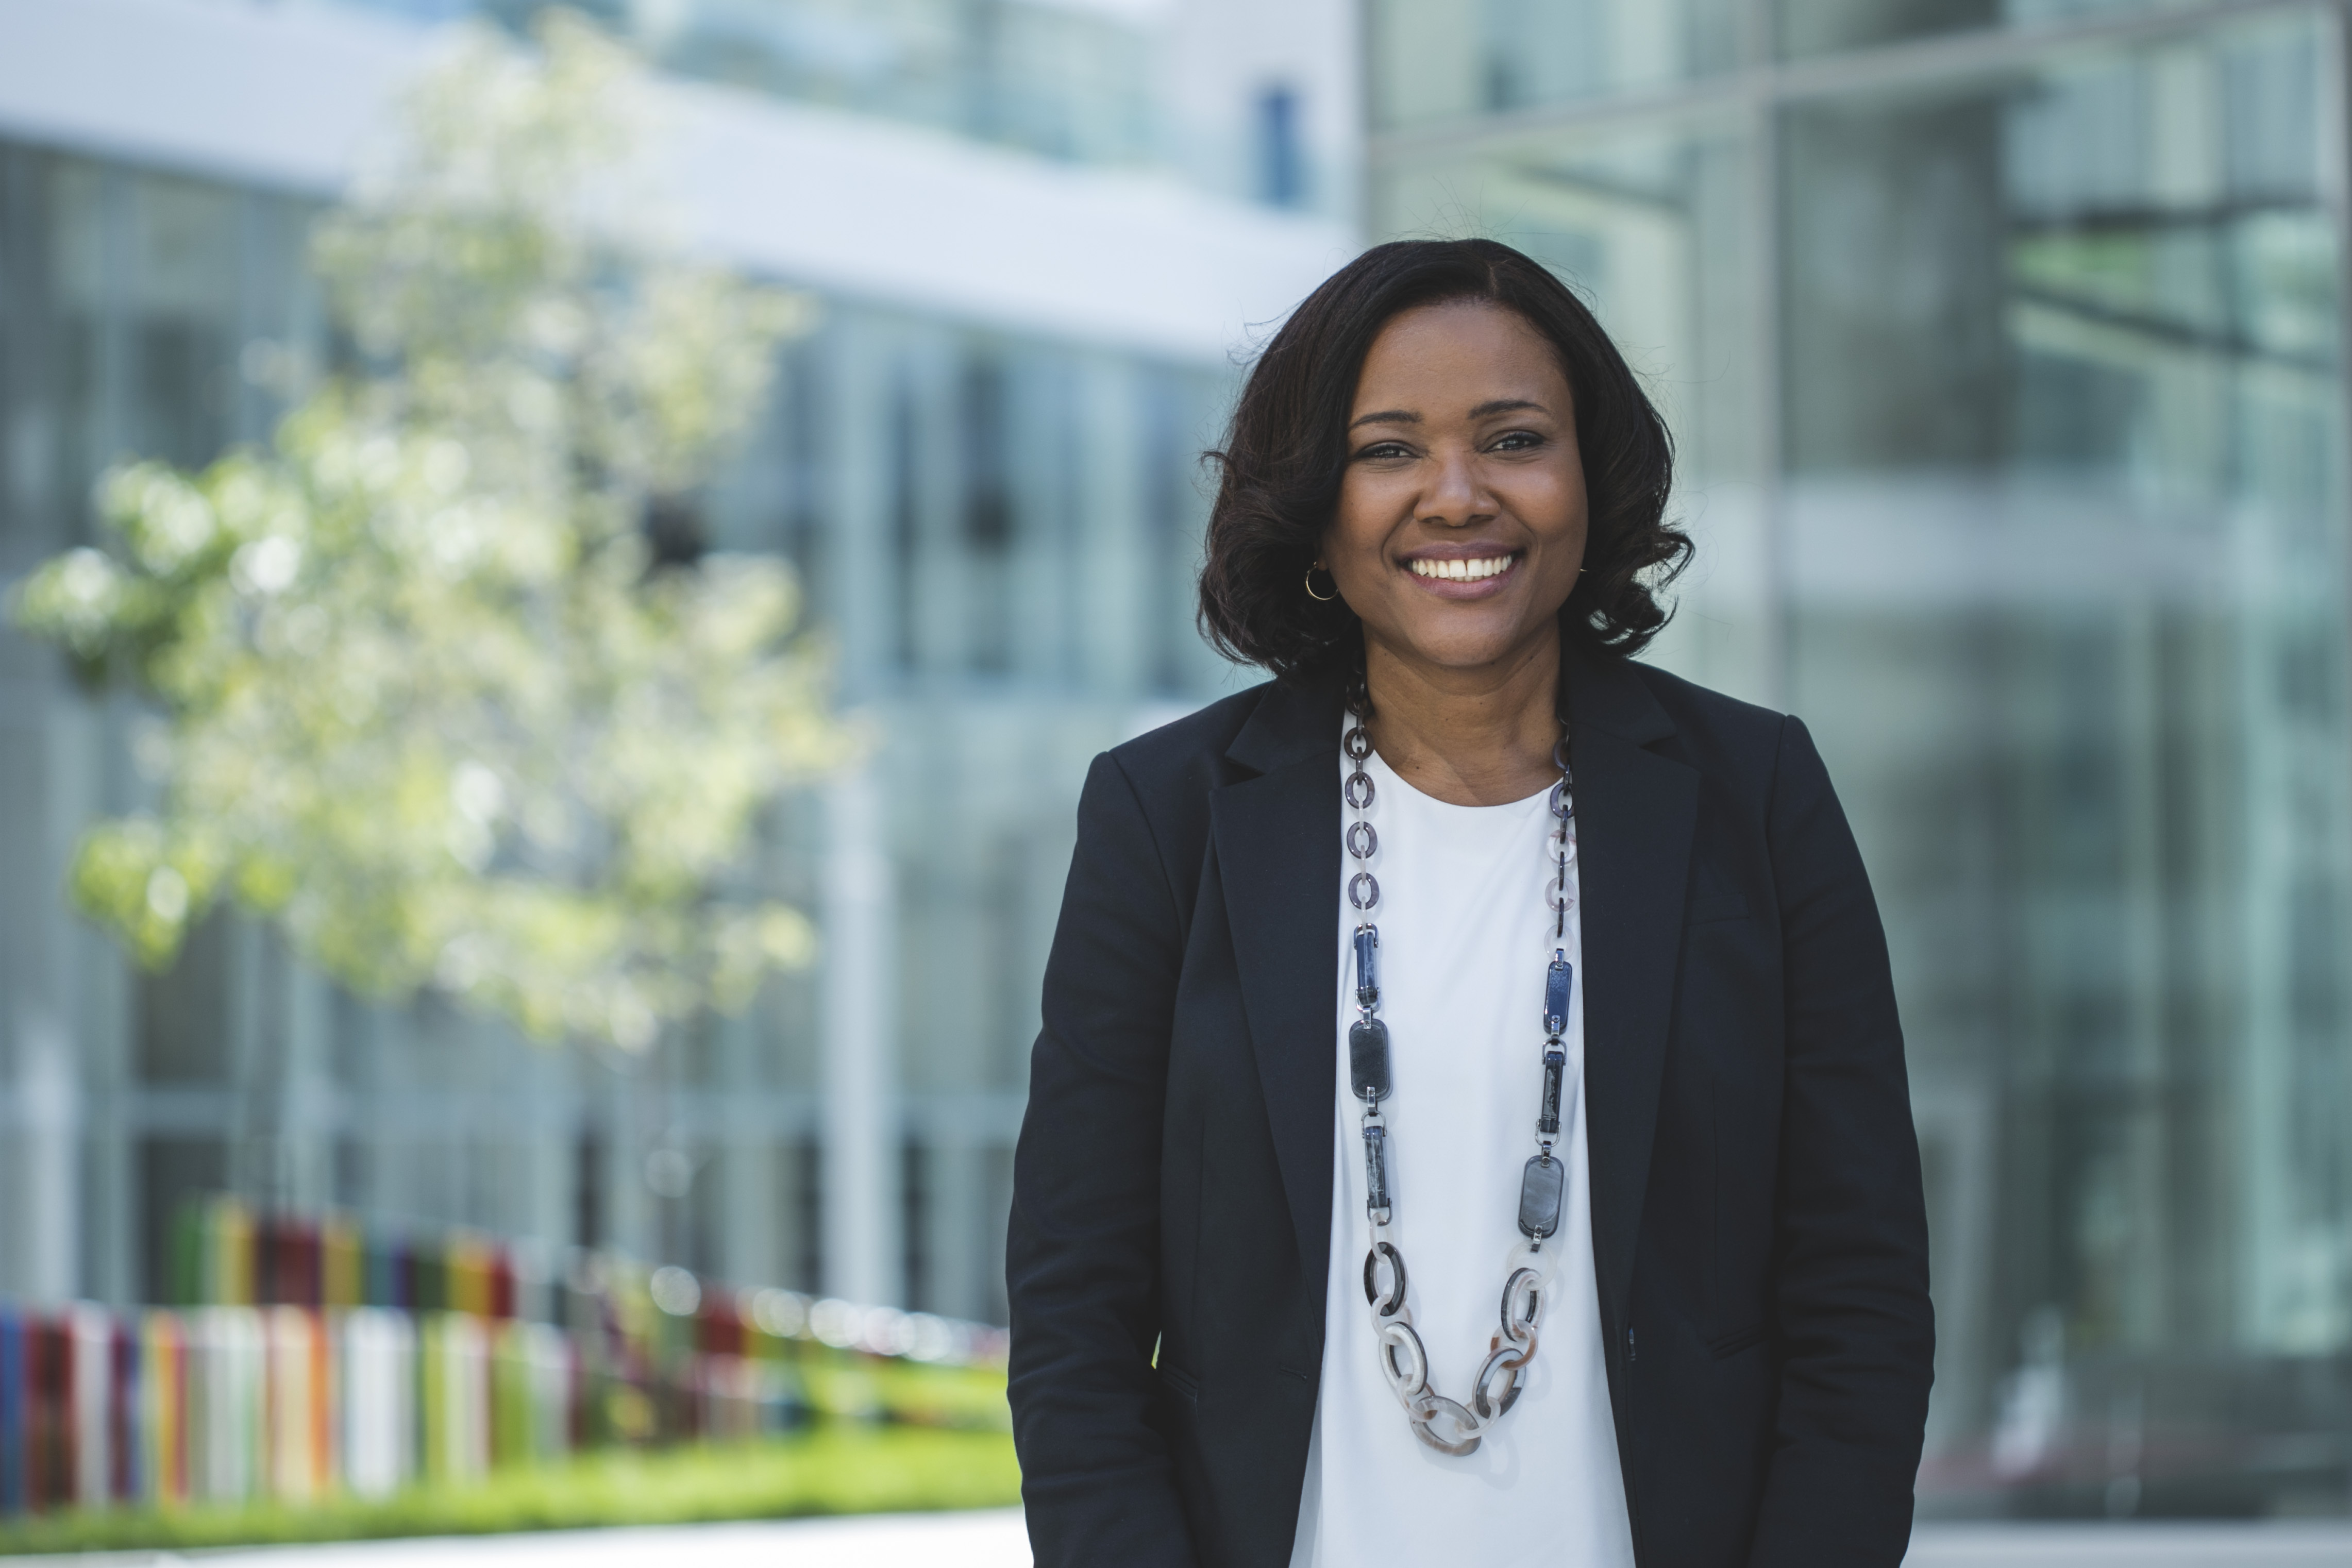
[0,1,1296,1336]
[1370,0,2352,1518]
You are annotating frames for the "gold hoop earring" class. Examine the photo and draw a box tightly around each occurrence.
[1304,564,1338,602]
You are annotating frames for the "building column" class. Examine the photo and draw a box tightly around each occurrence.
[821,769,899,1307]
[6,1008,78,1302]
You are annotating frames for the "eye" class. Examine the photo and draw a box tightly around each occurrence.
[1490,430,1546,452]
[1354,441,1414,462]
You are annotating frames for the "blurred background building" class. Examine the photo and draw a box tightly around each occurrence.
[3,0,2350,1528]
[1368,0,2352,1518]
[0,0,1352,1336]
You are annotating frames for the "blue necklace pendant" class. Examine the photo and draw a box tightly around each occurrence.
[1520,950,1573,1240]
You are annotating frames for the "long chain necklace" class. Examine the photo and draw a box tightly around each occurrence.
[1342,682,1577,1457]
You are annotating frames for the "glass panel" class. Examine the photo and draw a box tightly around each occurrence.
[333,0,1160,165]
[137,917,234,1084]
[1375,119,1776,700]
[1778,0,2200,60]
[127,173,241,469]
[42,157,110,556]
[1369,0,1742,133]
[0,156,289,571]
[0,146,72,575]
[1780,11,2351,1513]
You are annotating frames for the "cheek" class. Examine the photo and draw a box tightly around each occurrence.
[1329,474,1398,558]
[1521,463,1587,536]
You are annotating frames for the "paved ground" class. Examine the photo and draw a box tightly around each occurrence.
[1903,1522,2352,1566]
[1,1513,1032,1568]
[14,1513,2352,1565]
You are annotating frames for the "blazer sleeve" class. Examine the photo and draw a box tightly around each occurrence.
[1746,716,1936,1568]
[1007,751,1198,1568]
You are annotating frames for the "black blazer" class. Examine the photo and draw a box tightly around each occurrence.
[1007,649,1933,1568]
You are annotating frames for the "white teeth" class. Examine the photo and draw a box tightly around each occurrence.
[1410,555,1513,581]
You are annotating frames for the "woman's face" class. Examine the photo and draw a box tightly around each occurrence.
[1323,299,1588,681]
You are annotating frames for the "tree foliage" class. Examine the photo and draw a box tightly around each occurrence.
[12,13,853,1050]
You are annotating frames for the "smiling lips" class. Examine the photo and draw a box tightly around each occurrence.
[1407,552,1518,582]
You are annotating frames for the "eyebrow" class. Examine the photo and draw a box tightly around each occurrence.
[1347,398,1550,431]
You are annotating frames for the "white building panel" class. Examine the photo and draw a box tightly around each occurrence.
[0,0,1354,363]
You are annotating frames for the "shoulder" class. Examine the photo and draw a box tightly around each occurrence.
[1083,680,1279,833]
[1062,683,1278,908]
[1620,660,1849,823]
[1617,659,1828,809]
[1624,661,1787,755]
[1106,681,1272,782]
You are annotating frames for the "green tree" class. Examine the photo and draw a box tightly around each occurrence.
[12,12,852,1051]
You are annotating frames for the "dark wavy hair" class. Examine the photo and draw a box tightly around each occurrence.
[1198,238,1689,683]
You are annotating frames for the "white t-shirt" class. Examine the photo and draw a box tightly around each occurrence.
[1289,740,1636,1568]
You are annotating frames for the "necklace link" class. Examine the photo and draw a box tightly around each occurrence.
[1340,699,1577,1457]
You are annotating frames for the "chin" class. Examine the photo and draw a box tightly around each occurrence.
[1387,619,1544,673]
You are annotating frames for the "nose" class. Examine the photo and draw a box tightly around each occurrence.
[1418,444,1487,528]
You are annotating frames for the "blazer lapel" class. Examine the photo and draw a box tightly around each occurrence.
[1209,679,1342,1288]
[1568,650,1699,1321]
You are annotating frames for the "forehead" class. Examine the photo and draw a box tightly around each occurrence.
[1352,300,1566,405]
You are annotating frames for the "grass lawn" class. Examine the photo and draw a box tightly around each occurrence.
[0,1426,1021,1556]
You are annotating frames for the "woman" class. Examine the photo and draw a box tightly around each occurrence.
[1007,239,1933,1568]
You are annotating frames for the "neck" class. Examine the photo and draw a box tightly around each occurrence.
[1361,624,1562,807]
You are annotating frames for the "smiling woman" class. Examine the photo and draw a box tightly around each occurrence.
[1007,240,1934,1568]
[1197,240,1685,699]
